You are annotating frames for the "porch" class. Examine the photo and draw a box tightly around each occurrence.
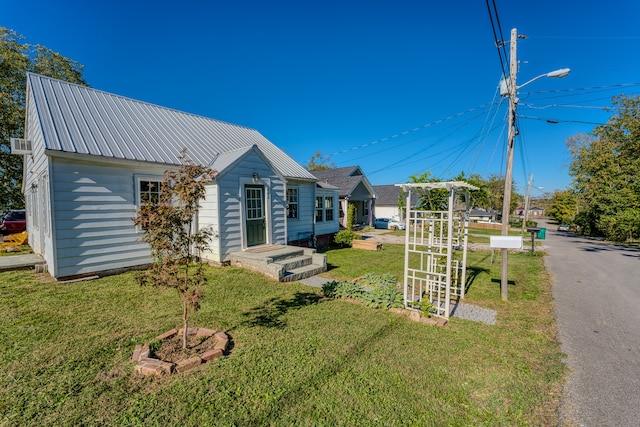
[228,245,327,282]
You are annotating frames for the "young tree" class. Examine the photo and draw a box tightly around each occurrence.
[0,27,86,210]
[133,150,217,349]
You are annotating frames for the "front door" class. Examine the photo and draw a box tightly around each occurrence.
[245,185,266,246]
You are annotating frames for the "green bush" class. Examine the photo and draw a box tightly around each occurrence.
[333,229,362,247]
[323,273,403,309]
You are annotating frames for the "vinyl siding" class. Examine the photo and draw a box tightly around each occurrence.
[286,179,315,243]
[199,183,221,262]
[215,150,286,261]
[50,157,166,278]
[314,189,340,236]
[24,88,54,267]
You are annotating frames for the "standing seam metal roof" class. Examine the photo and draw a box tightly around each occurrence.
[27,73,316,180]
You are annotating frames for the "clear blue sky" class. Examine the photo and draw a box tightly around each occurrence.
[3,0,640,195]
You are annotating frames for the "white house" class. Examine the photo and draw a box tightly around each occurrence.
[15,73,339,280]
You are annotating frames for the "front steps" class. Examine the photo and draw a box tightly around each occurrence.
[228,246,327,282]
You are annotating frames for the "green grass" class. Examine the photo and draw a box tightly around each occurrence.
[0,246,564,426]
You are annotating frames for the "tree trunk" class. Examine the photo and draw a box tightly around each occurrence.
[182,299,188,349]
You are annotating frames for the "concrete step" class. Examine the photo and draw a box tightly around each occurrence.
[274,255,312,271]
[281,263,326,282]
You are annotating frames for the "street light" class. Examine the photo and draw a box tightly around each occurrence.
[499,28,569,301]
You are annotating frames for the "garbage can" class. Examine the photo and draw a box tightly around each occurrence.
[536,227,546,240]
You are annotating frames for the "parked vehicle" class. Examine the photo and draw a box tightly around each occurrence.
[1,209,26,235]
[557,224,570,232]
[374,217,406,230]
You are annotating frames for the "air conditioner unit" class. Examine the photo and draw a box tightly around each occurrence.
[10,138,32,155]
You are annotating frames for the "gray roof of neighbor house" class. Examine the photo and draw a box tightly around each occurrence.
[310,166,376,199]
[374,184,418,207]
[26,73,316,180]
[373,185,401,206]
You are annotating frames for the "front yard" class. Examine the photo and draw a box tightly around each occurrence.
[0,245,564,425]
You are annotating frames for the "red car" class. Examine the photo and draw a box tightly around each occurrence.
[1,209,26,235]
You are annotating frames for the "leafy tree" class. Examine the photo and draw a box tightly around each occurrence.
[133,150,217,349]
[408,171,448,210]
[548,190,577,225]
[0,27,86,210]
[568,95,640,241]
[306,150,335,170]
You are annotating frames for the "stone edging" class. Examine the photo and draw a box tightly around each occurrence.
[132,327,229,376]
[389,308,448,327]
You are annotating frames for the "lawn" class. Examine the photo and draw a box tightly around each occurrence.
[0,245,564,426]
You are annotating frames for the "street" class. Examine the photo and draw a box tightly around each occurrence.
[541,219,640,426]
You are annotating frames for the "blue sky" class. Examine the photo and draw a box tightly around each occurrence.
[3,0,640,195]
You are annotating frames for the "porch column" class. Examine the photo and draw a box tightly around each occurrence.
[367,199,373,226]
[341,198,348,228]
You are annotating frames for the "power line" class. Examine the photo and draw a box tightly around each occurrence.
[326,103,492,157]
[485,0,509,79]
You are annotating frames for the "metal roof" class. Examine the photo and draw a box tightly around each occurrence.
[27,73,316,180]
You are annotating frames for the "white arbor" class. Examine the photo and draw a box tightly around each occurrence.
[396,182,478,318]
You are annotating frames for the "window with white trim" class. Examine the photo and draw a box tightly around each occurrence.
[287,188,298,219]
[137,178,162,230]
[315,196,323,222]
[324,196,334,221]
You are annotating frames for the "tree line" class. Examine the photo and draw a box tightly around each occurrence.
[548,95,640,242]
[0,27,87,211]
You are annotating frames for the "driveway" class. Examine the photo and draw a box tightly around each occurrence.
[541,219,640,426]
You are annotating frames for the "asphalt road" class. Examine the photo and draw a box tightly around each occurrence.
[541,219,640,426]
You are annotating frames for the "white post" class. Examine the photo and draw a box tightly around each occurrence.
[403,188,412,307]
[445,184,454,318]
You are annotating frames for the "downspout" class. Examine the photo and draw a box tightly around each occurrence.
[312,181,316,247]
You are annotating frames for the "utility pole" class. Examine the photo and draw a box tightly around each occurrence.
[521,174,533,233]
[500,28,518,301]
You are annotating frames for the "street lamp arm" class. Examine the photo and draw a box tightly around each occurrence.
[517,68,571,90]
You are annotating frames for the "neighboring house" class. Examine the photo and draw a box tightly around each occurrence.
[515,206,545,217]
[14,73,339,280]
[372,184,418,221]
[310,166,377,228]
[468,208,495,222]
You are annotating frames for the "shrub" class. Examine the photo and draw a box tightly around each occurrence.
[334,229,361,247]
[322,273,404,309]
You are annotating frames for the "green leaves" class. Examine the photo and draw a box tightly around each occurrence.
[567,95,640,241]
[0,27,87,210]
[322,273,404,309]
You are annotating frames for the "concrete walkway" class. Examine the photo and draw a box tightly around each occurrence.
[0,253,45,271]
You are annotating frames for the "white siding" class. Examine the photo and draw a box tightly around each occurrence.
[286,179,315,243]
[375,206,401,220]
[215,150,286,261]
[199,183,221,262]
[314,189,340,236]
[24,89,55,269]
[50,157,165,278]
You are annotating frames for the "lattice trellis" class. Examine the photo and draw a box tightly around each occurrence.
[396,182,478,318]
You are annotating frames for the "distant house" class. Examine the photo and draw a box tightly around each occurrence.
[515,206,546,217]
[372,185,419,221]
[468,208,495,222]
[310,166,377,228]
[15,73,338,280]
